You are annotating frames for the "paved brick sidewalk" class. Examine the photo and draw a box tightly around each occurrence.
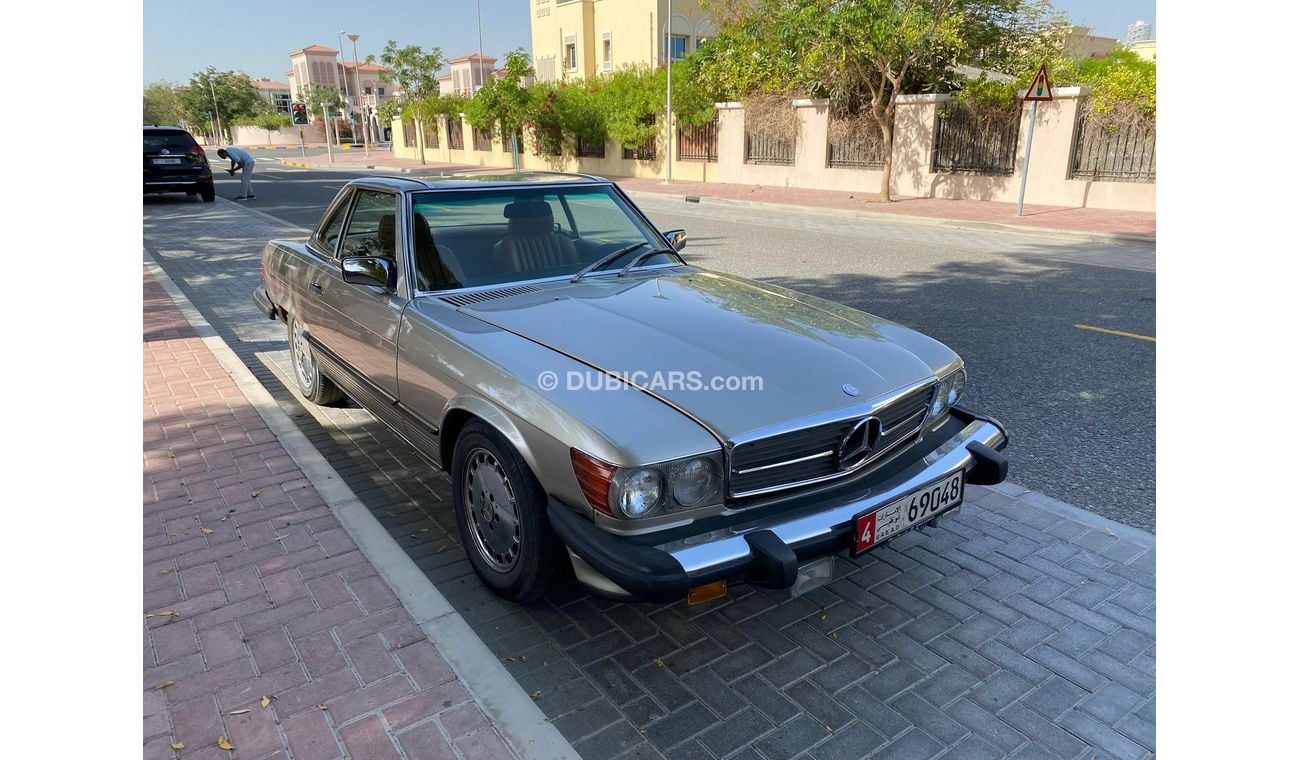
[143,268,521,760]
[267,150,1155,240]
[146,199,1156,760]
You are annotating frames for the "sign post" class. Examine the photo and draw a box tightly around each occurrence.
[1017,64,1053,216]
[324,108,335,164]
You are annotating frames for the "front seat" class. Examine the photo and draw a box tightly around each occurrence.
[411,213,463,290]
[493,201,579,273]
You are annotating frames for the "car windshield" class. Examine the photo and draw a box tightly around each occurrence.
[408,185,673,291]
[144,131,197,151]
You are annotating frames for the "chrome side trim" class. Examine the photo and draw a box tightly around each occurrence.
[735,450,833,476]
[663,417,1005,574]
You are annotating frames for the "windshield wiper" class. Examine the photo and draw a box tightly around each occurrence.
[571,242,649,282]
[617,248,677,277]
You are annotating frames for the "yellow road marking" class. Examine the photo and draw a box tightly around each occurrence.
[1073,324,1155,342]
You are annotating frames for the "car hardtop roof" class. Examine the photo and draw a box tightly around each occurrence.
[345,171,611,193]
[144,125,190,132]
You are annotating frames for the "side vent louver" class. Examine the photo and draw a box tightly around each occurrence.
[439,285,541,307]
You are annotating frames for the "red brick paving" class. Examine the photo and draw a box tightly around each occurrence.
[142,267,515,759]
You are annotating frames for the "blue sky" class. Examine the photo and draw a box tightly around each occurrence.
[143,0,1155,85]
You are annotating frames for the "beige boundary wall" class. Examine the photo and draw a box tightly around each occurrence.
[232,123,327,147]
[391,114,722,183]
[390,89,1151,212]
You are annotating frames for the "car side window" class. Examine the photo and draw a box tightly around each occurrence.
[312,192,352,258]
[340,190,399,261]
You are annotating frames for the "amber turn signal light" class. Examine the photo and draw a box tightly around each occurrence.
[686,580,727,605]
[570,448,617,516]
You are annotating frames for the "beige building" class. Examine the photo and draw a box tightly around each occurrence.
[436,53,498,96]
[254,78,292,114]
[287,44,394,113]
[1064,25,1121,60]
[1129,39,1156,61]
[529,0,719,81]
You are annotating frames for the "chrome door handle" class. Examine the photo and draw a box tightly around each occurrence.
[310,282,323,294]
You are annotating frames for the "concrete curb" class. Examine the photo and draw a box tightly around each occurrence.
[623,189,1157,246]
[142,249,578,760]
[274,158,414,174]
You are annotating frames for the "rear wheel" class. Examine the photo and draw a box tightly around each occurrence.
[200,186,215,202]
[451,421,562,603]
[288,316,344,405]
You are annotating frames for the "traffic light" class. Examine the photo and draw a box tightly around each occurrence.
[291,102,308,125]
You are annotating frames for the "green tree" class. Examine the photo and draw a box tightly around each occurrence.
[253,112,292,142]
[143,82,183,125]
[372,41,446,164]
[696,0,1065,201]
[178,68,267,142]
[465,49,533,159]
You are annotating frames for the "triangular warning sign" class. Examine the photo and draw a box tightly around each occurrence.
[1024,64,1053,101]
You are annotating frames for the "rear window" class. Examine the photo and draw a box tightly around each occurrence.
[144,130,197,151]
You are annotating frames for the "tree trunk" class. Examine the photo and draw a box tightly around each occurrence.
[877,110,895,203]
[416,118,427,165]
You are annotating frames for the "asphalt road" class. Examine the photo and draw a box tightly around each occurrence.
[202,162,1156,531]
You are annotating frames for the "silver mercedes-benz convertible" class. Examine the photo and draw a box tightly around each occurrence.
[254,173,1009,604]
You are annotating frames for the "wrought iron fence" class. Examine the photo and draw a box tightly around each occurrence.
[622,115,658,161]
[422,121,439,149]
[575,135,606,158]
[473,127,493,151]
[745,131,794,165]
[401,120,414,149]
[447,119,464,150]
[677,120,718,162]
[932,104,1021,175]
[1071,111,1155,183]
[827,128,885,169]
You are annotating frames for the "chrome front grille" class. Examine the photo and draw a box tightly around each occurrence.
[728,382,937,498]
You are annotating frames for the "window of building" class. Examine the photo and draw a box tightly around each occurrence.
[602,32,613,69]
[377,87,385,96]
[364,86,372,95]
[564,42,577,70]
[669,34,689,60]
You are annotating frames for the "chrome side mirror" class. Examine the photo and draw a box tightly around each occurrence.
[341,256,396,289]
[663,229,687,252]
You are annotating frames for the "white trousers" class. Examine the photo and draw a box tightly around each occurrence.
[240,160,255,196]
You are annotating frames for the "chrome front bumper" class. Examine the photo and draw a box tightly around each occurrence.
[548,408,1009,602]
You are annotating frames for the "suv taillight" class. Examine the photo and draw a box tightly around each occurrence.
[188,145,207,165]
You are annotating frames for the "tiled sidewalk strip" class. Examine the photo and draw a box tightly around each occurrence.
[143,267,540,759]
[146,199,1156,760]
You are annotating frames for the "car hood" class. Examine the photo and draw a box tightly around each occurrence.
[456,269,956,443]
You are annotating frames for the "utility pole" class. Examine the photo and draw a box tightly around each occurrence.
[663,2,674,185]
[337,31,352,146]
[348,33,369,158]
[475,0,485,93]
[208,72,224,145]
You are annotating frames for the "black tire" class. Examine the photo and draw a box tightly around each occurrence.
[451,421,563,603]
[200,186,215,202]
[287,316,345,405]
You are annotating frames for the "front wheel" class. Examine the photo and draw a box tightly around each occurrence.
[451,421,562,603]
[288,316,344,405]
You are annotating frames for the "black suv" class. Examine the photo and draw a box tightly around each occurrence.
[144,126,214,202]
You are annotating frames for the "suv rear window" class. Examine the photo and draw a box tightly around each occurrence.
[144,130,198,151]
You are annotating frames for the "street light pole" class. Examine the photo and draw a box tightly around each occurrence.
[348,33,369,158]
[475,0,485,93]
[663,3,674,185]
[208,71,224,145]
[337,31,352,146]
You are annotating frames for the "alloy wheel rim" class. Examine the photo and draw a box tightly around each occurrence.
[463,447,521,573]
[292,322,315,392]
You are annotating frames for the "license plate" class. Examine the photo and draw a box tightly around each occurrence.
[152,157,183,165]
[852,471,964,555]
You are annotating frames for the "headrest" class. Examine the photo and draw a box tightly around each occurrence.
[377,214,395,248]
[505,201,555,236]
[504,201,553,220]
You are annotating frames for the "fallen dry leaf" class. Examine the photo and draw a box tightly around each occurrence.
[820,612,829,621]
[160,568,173,575]
[530,691,542,700]
[1105,527,1116,537]
[201,528,214,535]
[520,655,528,663]
[260,695,275,708]
[167,449,175,458]
[317,704,329,711]
[830,631,838,639]
[216,735,234,750]
[251,489,262,498]
[153,680,174,690]
[228,709,250,715]
[503,657,514,662]
[170,741,184,750]
[419,528,430,533]
[653,658,664,668]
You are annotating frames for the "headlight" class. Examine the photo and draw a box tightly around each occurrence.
[612,468,663,517]
[571,449,724,519]
[930,366,966,421]
[671,457,720,507]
